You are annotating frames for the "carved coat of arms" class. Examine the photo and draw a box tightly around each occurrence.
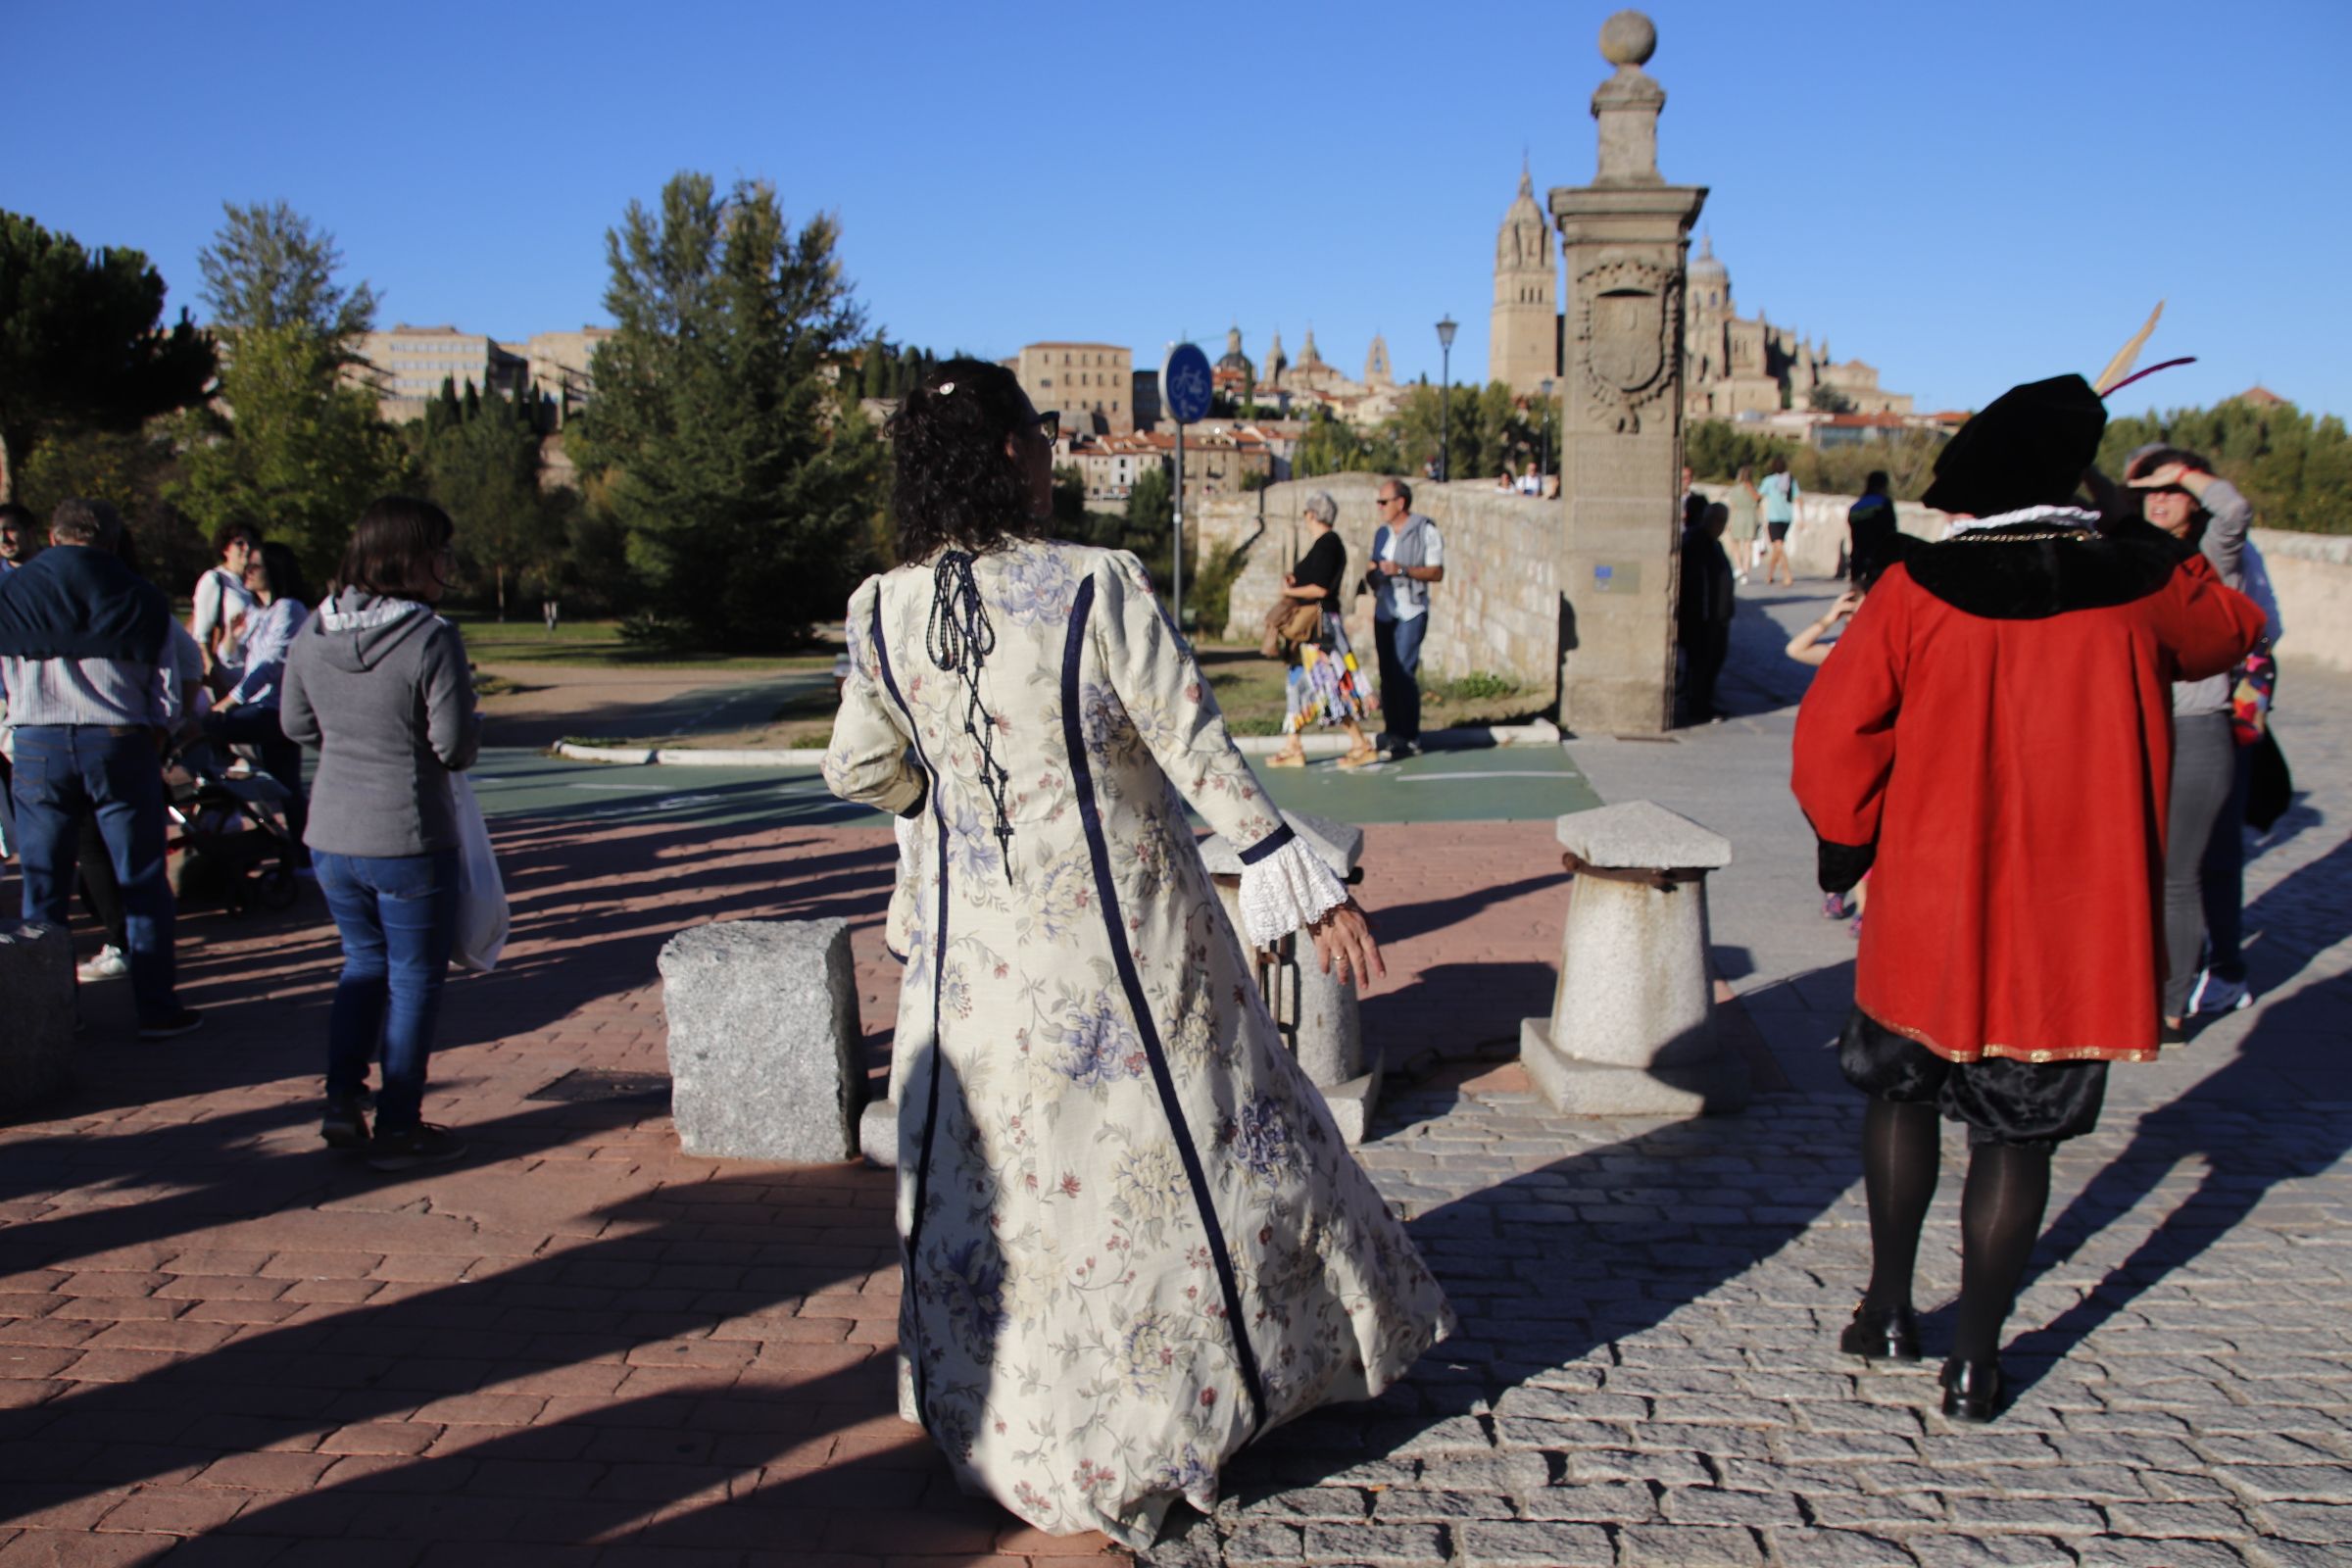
[1575,257,1681,433]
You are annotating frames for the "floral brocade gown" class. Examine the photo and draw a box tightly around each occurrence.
[824,541,1453,1546]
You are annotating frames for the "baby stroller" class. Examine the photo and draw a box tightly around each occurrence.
[165,739,302,915]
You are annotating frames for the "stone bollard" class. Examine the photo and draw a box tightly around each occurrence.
[1199,809,1381,1144]
[0,923,74,1114]
[658,918,863,1162]
[1520,801,1748,1116]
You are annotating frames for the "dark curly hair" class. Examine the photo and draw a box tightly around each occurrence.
[886,358,1042,561]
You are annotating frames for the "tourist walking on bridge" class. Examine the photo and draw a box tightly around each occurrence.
[1759,456,1798,586]
[824,360,1450,1546]
[1368,479,1444,759]
[1793,375,2263,1421]
[1266,490,1378,770]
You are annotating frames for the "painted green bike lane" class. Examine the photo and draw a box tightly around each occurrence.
[467,740,1596,833]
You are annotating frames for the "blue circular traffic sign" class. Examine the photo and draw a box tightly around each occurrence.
[1162,343,1213,425]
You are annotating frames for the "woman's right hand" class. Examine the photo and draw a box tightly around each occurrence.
[1307,898,1385,987]
[1829,588,1863,622]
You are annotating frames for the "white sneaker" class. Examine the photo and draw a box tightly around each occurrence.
[77,945,129,981]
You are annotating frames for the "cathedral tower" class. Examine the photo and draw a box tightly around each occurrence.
[1490,166,1559,396]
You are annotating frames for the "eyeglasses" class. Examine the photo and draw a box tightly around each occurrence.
[1034,412,1060,443]
[1377,495,1399,508]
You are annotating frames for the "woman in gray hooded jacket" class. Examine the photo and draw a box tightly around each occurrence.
[282,497,480,1171]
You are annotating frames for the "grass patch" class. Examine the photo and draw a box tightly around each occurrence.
[450,612,835,673]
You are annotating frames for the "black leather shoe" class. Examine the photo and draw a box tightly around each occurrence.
[1939,1357,2005,1422]
[1838,1301,1921,1363]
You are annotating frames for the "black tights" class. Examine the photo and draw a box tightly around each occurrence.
[1859,1098,2054,1364]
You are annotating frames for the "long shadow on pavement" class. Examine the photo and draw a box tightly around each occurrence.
[1995,838,2352,1402]
[1155,969,1859,1557]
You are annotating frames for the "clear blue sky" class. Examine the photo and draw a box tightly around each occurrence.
[9,0,2347,418]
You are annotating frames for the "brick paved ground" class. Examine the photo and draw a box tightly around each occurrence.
[3,594,2347,1566]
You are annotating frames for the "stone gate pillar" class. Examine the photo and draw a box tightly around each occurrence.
[1551,11,1706,735]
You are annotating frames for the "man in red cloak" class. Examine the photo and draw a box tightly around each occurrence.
[1791,373,2264,1422]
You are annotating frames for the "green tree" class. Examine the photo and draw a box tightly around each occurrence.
[1051,463,1089,535]
[197,200,377,350]
[1807,383,1856,415]
[566,172,884,649]
[416,389,563,617]
[1294,406,1399,478]
[0,210,216,503]
[2099,396,2352,535]
[1125,465,1173,540]
[18,424,210,591]
[171,323,408,578]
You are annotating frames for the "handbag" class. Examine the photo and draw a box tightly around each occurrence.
[1259,597,1323,658]
[449,773,510,972]
[2246,728,2292,834]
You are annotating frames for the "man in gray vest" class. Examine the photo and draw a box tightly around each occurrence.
[1367,479,1446,760]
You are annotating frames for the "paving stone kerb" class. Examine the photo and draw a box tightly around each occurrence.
[1200,809,1382,1143]
[1522,801,1749,1116]
[0,920,74,1112]
[658,916,863,1161]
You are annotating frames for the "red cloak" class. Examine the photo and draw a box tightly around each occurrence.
[1792,532,2264,1064]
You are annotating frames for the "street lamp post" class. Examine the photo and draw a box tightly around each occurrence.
[1539,376,1554,489]
[1435,316,1457,482]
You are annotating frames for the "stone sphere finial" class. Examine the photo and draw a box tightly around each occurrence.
[1599,10,1657,68]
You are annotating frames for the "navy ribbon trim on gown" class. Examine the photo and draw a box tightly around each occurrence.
[1059,575,1270,1435]
[870,595,950,1437]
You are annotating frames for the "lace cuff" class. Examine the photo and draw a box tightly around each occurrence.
[1238,835,1350,947]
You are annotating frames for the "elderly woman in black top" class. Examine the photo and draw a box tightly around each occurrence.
[1266,490,1379,769]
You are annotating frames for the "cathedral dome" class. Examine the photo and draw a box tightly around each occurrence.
[1690,231,1728,284]
[1216,324,1252,378]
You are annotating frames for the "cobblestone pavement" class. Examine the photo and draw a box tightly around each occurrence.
[2,585,2346,1566]
[1143,593,2352,1568]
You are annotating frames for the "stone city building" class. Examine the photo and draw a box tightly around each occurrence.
[351,324,530,422]
[1011,342,1134,436]
[1490,192,1911,423]
[1685,236,1912,418]
[507,327,618,418]
[1201,326,1406,427]
[349,324,619,425]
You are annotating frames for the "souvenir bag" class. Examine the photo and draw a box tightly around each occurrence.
[449,773,510,972]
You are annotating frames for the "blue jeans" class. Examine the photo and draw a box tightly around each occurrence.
[313,848,459,1135]
[200,704,308,849]
[10,725,180,1025]
[1373,613,1429,744]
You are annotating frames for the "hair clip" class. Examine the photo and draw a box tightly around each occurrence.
[938,381,956,395]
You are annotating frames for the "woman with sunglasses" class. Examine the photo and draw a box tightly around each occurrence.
[825,360,1449,1548]
[282,498,480,1172]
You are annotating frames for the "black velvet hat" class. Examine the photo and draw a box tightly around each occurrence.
[1921,373,2108,517]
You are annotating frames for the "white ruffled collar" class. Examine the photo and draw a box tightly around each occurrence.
[1940,505,2101,540]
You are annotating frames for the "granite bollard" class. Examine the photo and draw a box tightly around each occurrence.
[1520,800,1748,1116]
[1200,809,1381,1144]
[659,918,863,1162]
[0,923,74,1113]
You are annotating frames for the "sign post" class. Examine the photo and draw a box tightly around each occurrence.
[1159,343,1213,630]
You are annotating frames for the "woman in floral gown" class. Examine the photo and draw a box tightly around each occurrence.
[824,362,1453,1546]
